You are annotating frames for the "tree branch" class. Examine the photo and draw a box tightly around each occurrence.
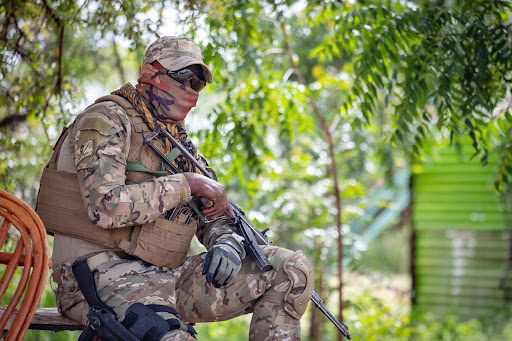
[57,24,64,95]
[42,0,61,25]
[0,113,29,129]
[112,35,127,84]
[42,0,64,95]
[1,11,13,41]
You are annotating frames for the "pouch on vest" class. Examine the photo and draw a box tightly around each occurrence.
[118,217,197,268]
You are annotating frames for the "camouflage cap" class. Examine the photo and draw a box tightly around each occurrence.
[142,36,213,83]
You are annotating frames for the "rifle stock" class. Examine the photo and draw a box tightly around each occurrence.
[143,123,351,339]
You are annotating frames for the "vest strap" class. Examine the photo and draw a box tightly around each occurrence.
[163,148,181,170]
[126,145,180,176]
[125,161,168,176]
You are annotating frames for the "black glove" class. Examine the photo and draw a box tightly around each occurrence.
[202,238,245,288]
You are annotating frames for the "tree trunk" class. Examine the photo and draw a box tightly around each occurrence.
[112,36,127,84]
[309,246,326,340]
[281,22,345,340]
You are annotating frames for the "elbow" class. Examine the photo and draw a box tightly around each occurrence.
[86,205,114,229]
[87,201,143,229]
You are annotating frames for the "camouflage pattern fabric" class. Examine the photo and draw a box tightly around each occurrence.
[60,92,311,340]
[70,100,192,229]
[54,246,306,340]
[250,301,301,341]
[136,63,199,122]
[68,89,237,250]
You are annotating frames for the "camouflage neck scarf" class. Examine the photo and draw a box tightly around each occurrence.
[136,63,199,122]
[111,83,204,175]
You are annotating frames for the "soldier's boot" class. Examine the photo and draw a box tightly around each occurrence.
[250,301,301,341]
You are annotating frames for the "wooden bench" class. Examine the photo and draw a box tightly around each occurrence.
[0,307,83,331]
[0,189,83,339]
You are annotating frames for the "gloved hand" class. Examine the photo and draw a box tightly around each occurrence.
[202,237,245,288]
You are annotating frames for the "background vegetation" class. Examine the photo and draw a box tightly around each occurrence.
[1,0,512,340]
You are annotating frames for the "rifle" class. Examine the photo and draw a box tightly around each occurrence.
[143,123,352,339]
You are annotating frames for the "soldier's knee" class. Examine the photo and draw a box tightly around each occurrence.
[282,251,314,319]
[263,250,314,319]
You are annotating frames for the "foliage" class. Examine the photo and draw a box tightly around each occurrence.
[315,0,512,192]
[166,0,512,194]
[1,2,510,209]
[352,226,410,274]
[0,0,167,197]
[343,290,512,341]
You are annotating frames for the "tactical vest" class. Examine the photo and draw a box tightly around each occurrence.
[36,95,197,269]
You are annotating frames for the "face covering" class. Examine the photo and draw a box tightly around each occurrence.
[136,63,199,122]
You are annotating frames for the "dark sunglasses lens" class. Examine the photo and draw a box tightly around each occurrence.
[190,79,206,92]
[168,69,206,91]
[168,69,195,83]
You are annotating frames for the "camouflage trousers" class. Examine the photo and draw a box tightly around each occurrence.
[54,246,311,340]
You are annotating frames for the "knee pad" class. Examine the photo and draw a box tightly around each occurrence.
[282,251,314,319]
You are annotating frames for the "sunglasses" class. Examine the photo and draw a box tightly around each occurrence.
[166,68,206,92]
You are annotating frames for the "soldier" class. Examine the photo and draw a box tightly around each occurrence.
[38,36,314,340]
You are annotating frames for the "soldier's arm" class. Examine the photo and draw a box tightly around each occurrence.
[189,156,242,250]
[73,103,191,229]
[195,216,239,249]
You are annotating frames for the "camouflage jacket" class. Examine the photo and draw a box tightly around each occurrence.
[70,99,236,250]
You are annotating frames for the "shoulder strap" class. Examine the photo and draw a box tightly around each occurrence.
[95,94,135,110]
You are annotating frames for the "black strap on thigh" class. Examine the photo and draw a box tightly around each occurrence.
[71,259,170,341]
[72,259,139,341]
[72,259,115,314]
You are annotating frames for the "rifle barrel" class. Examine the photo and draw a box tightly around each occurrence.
[311,292,352,339]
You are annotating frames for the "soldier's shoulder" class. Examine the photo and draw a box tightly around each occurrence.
[74,101,130,134]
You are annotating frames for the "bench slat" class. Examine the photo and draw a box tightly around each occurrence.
[0,307,84,331]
